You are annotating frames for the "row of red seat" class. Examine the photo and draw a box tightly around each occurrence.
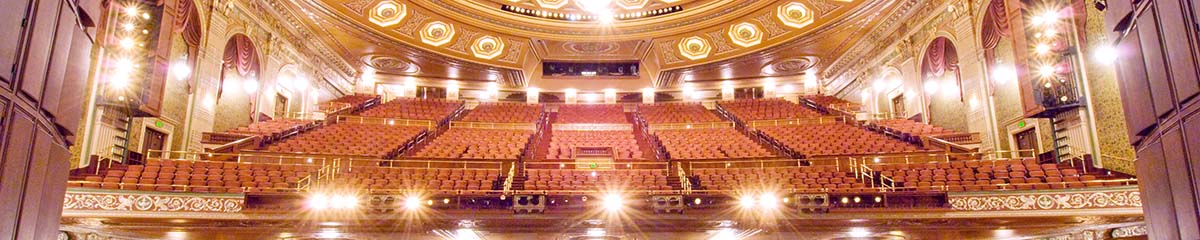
[655,128,775,159]
[524,169,671,191]
[263,123,426,158]
[546,130,645,160]
[637,102,722,124]
[718,98,823,121]
[759,123,924,157]
[69,159,318,193]
[335,167,500,191]
[359,97,462,121]
[411,128,533,160]
[871,158,1122,191]
[220,118,316,139]
[694,166,870,192]
[461,102,543,123]
[557,104,627,124]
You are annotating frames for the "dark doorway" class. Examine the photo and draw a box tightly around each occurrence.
[142,127,169,154]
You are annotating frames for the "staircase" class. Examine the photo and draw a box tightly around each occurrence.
[1050,110,1086,162]
[531,112,556,162]
[626,113,660,161]
[98,104,136,163]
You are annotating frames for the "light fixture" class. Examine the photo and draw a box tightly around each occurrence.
[119,37,136,49]
[331,195,359,209]
[171,60,191,81]
[308,193,330,210]
[123,5,138,16]
[991,65,1016,85]
[738,195,757,209]
[1038,64,1057,77]
[579,0,613,13]
[759,192,779,210]
[923,80,940,94]
[242,79,259,93]
[601,192,624,212]
[1095,45,1119,64]
[404,196,422,210]
[1034,43,1051,55]
[848,227,872,238]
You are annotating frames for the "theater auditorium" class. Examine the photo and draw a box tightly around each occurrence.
[0,0,1194,239]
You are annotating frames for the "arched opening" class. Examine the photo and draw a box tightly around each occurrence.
[163,0,203,151]
[920,36,968,131]
[980,0,1023,151]
[214,34,261,132]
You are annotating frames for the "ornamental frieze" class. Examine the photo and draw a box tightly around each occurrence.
[62,189,244,213]
[947,187,1141,211]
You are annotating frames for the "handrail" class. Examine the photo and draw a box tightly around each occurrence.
[146,150,336,166]
[502,162,516,195]
[677,162,692,194]
[449,121,538,130]
[746,116,847,129]
[924,134,980,154]
[206,135,262,153]
[644,121,734,133]
[523,161,670,170]
[683,149,1040,171]
[333,115,436,129]
[551,123,633,131]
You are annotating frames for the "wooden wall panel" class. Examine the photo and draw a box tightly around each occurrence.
[1109,0,1200,238]
[0,0,95,238]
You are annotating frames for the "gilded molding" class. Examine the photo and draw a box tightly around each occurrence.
[62,189,244,213]
[947,187,1141,211]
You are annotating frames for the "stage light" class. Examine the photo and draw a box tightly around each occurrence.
[694,198,702,205]
[1038,64,1057,77]
[759,192,779,209]
[404,196,422,210]
[308,193,330,210]
[853,196,861,203]
[1034,43,1051,55]
[119,37,136,49]
[601,192,624,212]
[874,196,882,203]
[738,195,757,209]
[123,5,138,16]
[331,195,358,209]
[840,197,850,204]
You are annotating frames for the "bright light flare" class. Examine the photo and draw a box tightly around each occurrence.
[601,193,624,212]
[404,196,422,210]
[758,192,779,210]
[308,193,331,210]
[1095,45,1119,64]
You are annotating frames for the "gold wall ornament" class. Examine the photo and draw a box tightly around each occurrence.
[727,22,763,47]
[420,21,456,46]
[471,35,506,59]
[615,0,649,10]
[367,0,406,27]
[946,187,1142,211]
[677,36,712,60]
[536,0,569,9]
[61,189,245,213]
[777,2,815,29]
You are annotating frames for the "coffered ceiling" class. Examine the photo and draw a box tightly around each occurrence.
[277,0,897,91]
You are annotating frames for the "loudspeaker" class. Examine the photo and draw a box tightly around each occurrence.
[651,195,684,214]
[793,193,829,214]
[512,195,546,214]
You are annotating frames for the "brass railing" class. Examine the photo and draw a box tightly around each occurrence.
[523,161,670,170]
[644,121,734,133]
[502,163,516,195]
[677,162,692,194]
[333,115,435,129]
[449,121,538,130]
[746,116,847,129]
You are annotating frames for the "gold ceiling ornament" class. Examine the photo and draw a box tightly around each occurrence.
[536,0,569,9]
[615,0,649,10]
[471,35,506,59]
[420,21,456,46]
[777,2,815,29]
[677,36,712,60]
[727,22,763,47]
[367,0,406,27]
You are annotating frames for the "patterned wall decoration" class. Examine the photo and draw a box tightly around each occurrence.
[394,13,432,39]
[947,187,1141,211]
[362,54,421,73]
[62,190,244,213]
[1110,225,1147,238]
[563,42,621,55]
[763,56,819,75]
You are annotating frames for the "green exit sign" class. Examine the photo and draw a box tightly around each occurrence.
[155,120,164,128]
[1017,120,1026,128]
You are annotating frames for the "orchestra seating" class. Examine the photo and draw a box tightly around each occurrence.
[70,159,318,193]
[219,119,316,140]
[524,169,671,191]
[655,128,776,159]
[461,102,543,123]
[411,128,534,160]
[637,103,722,124]
[359,97,463,121]
[718,98,824,121]
[557,104,627,124]
[873,158,1124,192]
[759,123,923,157]
[546,130,645,160]
[339,166,500,191]
[263,123,426,158]
[693,166,868,192]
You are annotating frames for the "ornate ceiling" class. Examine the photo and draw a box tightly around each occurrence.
[279,0,896,90]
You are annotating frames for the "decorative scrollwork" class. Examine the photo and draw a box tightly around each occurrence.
[62,190,244,213]
[947,188,1141,211]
